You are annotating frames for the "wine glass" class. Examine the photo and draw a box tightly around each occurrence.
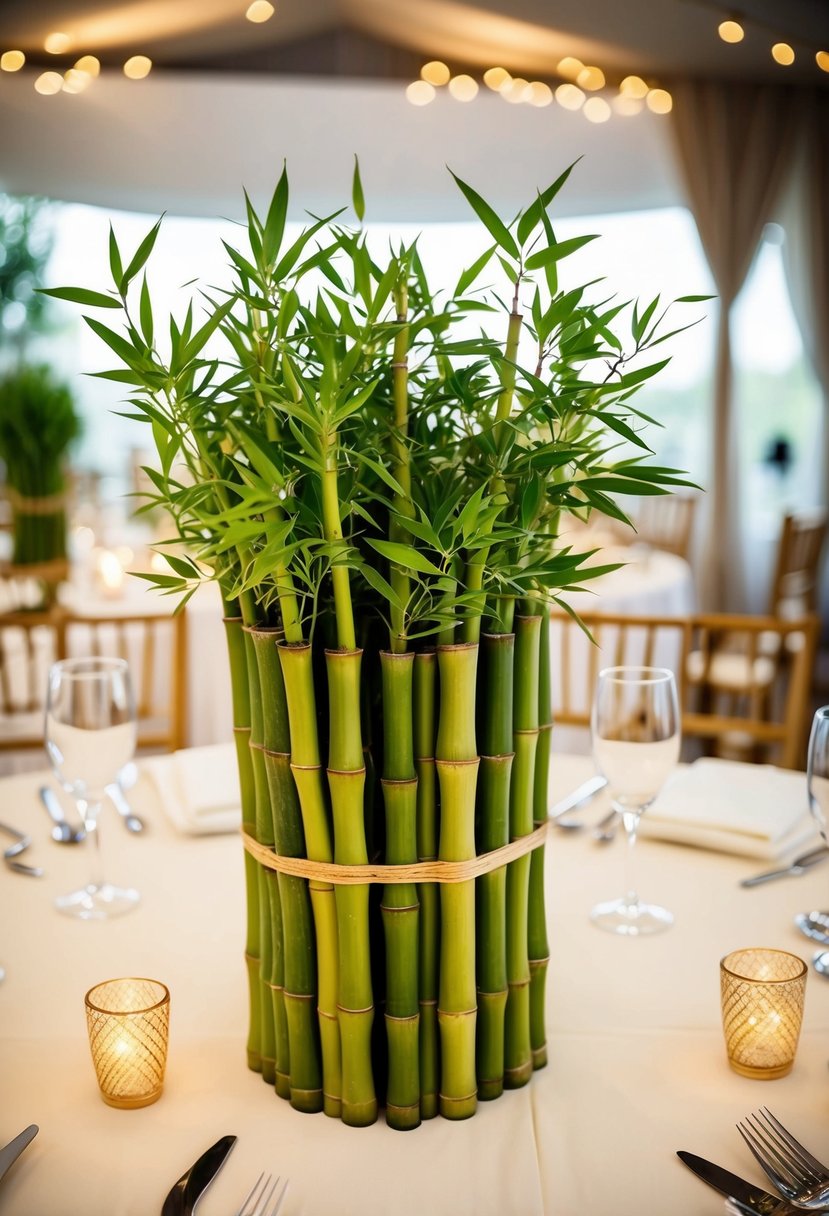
[45,657,139,920]
[590,665,681,936]
[806,705,829,977]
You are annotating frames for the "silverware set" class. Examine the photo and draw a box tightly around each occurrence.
[0,822,42,877]
[680,1108,829,1213]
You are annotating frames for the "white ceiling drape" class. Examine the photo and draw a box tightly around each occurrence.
[0,71,681,220]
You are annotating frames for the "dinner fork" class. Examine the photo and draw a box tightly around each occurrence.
[737,1109,829,1210]
[234,1172,289,1216]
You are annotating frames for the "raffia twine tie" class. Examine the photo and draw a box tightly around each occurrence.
[6,487,68,515]
[241,819,548,885]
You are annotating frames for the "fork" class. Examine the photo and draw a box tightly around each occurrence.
[234,1173,289,1216]
[737,1109,829,1210]
[0,821,43,878]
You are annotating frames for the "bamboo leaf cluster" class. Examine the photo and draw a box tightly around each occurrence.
[45,161,702,1128]
[0,363,81,567]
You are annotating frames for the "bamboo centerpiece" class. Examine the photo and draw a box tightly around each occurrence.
[50,159,702,1128]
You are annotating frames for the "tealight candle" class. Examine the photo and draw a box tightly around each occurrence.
[720,948,807,1079]
[84,978,170,1108]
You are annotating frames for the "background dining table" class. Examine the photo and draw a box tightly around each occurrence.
[1,752,826,1215]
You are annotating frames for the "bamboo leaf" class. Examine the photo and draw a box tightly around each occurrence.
[139,274,154,347]
[263,163,289,264]
[123,217,163,286]
[454,244,496,296]
[359,562,403,609]
[352,156,365,222]
[84,315,142,367]
[109,224,124,292]
[40,286,122,309]
[516,160,581,246]
[524,234,598,270]
[449,170,519,260]
[367,539,444,577]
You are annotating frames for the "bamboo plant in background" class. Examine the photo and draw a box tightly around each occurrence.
[46,159,704,1127]
[0,363,81,584]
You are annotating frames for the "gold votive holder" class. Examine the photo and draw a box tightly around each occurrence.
[84,978,170,1108]
[720,948,807,1080]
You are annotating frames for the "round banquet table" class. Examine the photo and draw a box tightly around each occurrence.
[0,752,826,1216]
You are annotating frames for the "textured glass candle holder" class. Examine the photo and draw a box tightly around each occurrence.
[720,949,807,1079]
[85,978,170,1108]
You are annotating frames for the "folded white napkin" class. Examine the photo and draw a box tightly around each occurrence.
[144,742,241,835]
[639,757,817,860]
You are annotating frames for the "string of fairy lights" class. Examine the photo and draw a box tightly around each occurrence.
[405,59,673,122]
[1,2,825,103]
[0,2,275,95]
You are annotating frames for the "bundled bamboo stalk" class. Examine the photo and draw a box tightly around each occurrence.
[413,651,440,1119]
[504,614,541,1089]
[529,608,552,1070]
[436,642,479,1120]
[380,650,420,1130]
[475,631,514,1099]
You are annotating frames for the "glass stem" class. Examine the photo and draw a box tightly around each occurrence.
[621,806,642,910]
[80,799,104,890]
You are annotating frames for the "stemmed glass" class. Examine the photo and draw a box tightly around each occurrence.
[590,665,681,936]
[806,705,829,977]
[45,657,139,920]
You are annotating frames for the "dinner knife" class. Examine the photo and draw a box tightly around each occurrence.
[0,1124,38,1184]
[740,845,829,888]
[160,1134,237,1216]
[549,775,608,822]
[677,1150,790,1214]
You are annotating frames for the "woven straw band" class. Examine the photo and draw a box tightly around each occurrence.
[6,487,68,514]
[242,820,549,885]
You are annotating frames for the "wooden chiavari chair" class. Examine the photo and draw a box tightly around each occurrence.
[549,609,819,770]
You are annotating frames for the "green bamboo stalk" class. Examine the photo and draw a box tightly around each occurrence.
[250,627,295,1102]
[326,648,377,1127]
[504,614,540,1089]
[436,642,479,1120]
[413,650,440,1119]
[278,642,338,1116]
[388,263,413,655]
[380,651,420,1130]
[244,626,277,1087]
[475,631,514,1099]
[529,604,551,1070]
[223,609,261,1073]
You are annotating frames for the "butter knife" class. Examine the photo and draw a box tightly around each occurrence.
[161,1134,236,1216]
[740,845,829,888]
[0,1124,38,1184]
[677,1150,792,1213]
[549,775,608,822]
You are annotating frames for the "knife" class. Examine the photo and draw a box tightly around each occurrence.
[740,845,829,888]
[160,1135,237,1216]
[0,1124,38,1183]
[677,1150,792,1214]
[549,775,608,822]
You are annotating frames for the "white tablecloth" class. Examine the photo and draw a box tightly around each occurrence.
[1,753,827,1215]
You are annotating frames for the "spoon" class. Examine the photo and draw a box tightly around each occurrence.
[38,786,86,844]
[592,808,621,843]
[813,950,829,980]
[795,910,829,946]
[106,782,145,833]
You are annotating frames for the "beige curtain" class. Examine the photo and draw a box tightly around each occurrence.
[669,81,799,609]
[781,90,829,507]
